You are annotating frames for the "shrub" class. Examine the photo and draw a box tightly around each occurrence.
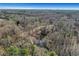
[6,46,19,56]
[48,51,57,56]
[20,48,30,56]
[30,44,36,56]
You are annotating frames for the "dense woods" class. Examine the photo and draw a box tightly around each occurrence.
[0,9,79,56]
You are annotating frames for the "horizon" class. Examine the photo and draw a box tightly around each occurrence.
[0,3,79,10]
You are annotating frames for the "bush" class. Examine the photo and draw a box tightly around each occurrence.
[48,51,57,56]
[20,48,30,56]
[6,46,19,56]
[30,44,35,56]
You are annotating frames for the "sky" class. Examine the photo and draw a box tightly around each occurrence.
[0,3,79,9]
